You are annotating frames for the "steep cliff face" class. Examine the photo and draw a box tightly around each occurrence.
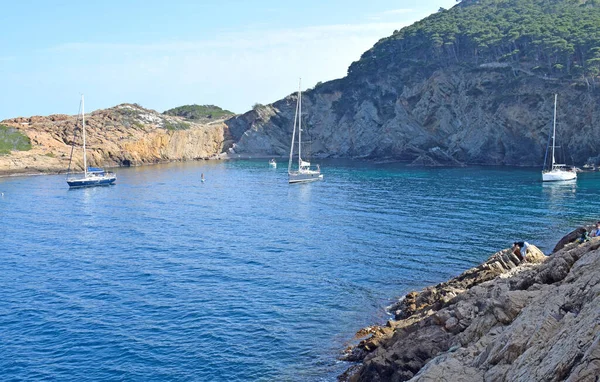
[226,0,600,166]
[227,65,600,166]
[340,228,600,381]
[0,104,229,175]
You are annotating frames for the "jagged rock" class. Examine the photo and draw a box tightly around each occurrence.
[391,245,544,321]
[340,233,600,382]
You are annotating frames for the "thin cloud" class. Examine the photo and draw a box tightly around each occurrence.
[47,21,410,54]
[25,19,415,114]
[382,8,415,15]
[368,8,415,20]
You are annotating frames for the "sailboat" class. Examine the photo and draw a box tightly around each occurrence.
[66,95,117,188]
[288,79,323,184]
[542,94,576,182]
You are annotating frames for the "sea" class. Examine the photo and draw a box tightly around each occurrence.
[1,160,599,381]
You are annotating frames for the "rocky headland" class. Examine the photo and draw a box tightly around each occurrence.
[225,0,600,166]
[340,226,600,381]
[0,104,232,176]
[226,67,600,167]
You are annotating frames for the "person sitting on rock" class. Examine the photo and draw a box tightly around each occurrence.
[590,222,600,237]
[512,241,529,263]
[578,230,590,243]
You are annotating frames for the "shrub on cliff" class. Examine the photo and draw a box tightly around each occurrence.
[0,124,32,154]
[163,121,191,131]
[163,105,234,121]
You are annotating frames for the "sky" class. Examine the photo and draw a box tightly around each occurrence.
[0,0,457,120]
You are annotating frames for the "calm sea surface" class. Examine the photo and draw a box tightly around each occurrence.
[1,160,600,381]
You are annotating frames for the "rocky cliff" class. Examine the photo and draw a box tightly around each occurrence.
[227,65,600,167]
[340,227,600,381]
[0,104,231,176]
[226,0,600,166]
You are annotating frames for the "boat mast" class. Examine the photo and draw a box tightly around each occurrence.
[298,78,302,165]
[551,94,557,170]
[82,94,87,177]
[288,80,300,173]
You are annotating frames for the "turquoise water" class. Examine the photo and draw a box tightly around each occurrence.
[1,160,599,381]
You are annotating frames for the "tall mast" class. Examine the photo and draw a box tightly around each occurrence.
[551,94,557,169]
[288,80,300,173]
[298,78,302,164]
[82,95,87,177]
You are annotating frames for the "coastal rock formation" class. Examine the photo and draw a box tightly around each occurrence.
[341,231,600,381]
[225,0,600,166]
[0,104,230,175]
[226,67,600,167]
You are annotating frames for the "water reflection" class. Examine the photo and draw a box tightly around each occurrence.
[542,180,577,199]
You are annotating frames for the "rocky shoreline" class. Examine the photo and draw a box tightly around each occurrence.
[340,226,600,381]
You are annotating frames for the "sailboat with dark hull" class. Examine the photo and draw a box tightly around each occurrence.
[66,95,116,188]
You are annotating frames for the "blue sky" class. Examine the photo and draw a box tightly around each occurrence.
[0,0,457,120]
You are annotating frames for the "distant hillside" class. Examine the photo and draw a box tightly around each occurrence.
[350,0,600,80]
[225,0,600,166]
[163,105,235,121]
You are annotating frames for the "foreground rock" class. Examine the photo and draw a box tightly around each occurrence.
[341,231,600,381]
[0,104,231,176]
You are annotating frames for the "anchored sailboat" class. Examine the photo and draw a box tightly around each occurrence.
[542,94,576,182]
[288,79,323,184]
[66,95,116,188]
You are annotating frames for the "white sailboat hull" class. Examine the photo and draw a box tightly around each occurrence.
[288,78,323,185]
[542,95,576,183]
[288,171,323,184]
[542,169,577,182]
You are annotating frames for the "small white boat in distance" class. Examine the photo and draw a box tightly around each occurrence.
[269,159,277,168]
[542,94,576,182]
[288,78,323,184]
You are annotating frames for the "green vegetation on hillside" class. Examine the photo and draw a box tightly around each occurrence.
[163,105,234,120]
[163,121,191,131]
[0,124,32,154]
[350,0,600,79]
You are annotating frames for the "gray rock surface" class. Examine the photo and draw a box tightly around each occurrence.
[226,67,600,166]
[341,234,600,381]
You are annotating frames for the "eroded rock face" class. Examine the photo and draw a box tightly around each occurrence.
[341,235,600,382]
[226,67,600,166]
[0,104,229,175]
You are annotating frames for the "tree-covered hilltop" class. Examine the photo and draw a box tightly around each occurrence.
[350,0,600,80]
[163,105,234,121]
